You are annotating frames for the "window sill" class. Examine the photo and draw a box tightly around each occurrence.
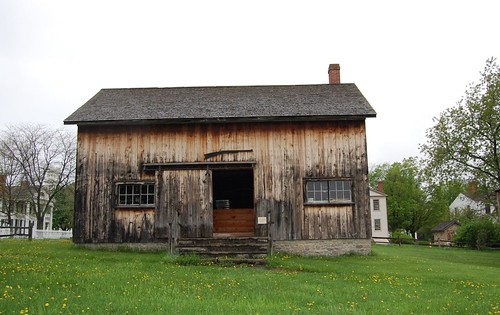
[304,202,354,207]
[114,205,155,209]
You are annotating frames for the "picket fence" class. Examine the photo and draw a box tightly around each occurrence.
[0,227,72,240]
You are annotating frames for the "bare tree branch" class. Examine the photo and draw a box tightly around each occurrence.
[1,124,76,229]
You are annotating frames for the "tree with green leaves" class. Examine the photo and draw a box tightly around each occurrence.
[419,179,467,238]
[420,58,500,218]
[370,158,428,237]
[52,183,74,230]
[370,158,460,239]
[385,158,426,237]
[368,162,391,189]
[425,179,466,219]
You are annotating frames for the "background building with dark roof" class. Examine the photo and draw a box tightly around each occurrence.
[431,220,461,244]
[449,181,497,216]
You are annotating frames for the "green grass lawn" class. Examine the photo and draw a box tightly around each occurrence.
[0,240,498,314]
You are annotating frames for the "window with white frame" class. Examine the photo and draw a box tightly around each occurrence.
[117,183,155,207]
[305,179,352,204]
[374,219,381,231]
[373,199,380,211]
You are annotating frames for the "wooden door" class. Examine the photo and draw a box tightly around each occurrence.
[213,208,255,236]
[155,169,213,239]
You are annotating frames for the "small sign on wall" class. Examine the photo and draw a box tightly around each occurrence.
[257,216,267,225]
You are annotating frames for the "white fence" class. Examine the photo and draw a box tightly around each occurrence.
[33,229,72,239]
[0,227,72,239]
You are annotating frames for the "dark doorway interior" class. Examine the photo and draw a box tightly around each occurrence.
[212,169,254,236]
[212,169,254,209]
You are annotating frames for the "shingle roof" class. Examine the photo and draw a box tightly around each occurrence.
[431,220,461,232]
[462,191,488,203]
[369,188,386,196]
[64,84,376,125]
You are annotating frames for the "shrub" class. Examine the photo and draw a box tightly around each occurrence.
[390,230,415,244]
[453,218,500,249]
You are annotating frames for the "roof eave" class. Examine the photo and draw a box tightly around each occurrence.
[64,114,376,126]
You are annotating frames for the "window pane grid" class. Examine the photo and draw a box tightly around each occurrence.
[330,180,351,201]
[306,181,329,202]
[117,183,155,206]
[306,179,352,203]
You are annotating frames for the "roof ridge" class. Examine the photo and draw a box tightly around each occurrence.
[99,83,357,91]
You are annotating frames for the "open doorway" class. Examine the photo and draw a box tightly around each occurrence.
[212,169,254,236]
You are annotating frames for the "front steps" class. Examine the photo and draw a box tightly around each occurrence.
[176,237,269,259]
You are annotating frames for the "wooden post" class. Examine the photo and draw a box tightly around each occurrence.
[268,210,274,255]
[168,222,173,255]
[28,221,34,241]
[496,189,500,222]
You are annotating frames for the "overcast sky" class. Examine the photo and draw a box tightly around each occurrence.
[1,0,499,164]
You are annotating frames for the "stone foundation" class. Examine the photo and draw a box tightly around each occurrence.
[77,242,169,252]
[77,239,372,257]
[273,239,371,257]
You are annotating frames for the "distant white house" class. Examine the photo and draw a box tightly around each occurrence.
[0,180,53,230]
[0,199,53,230]
[449,191,495,216]
[370,185,390,243]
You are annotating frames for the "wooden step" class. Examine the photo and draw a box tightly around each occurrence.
[209,257,267,265]
[176,237,268,258]
[178,237,268,246]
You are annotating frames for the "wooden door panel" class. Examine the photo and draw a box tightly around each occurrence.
[213,208,254,234]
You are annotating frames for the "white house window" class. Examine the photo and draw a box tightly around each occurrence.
[305,179,352,204]
[374,219,381,231]
[373,199,380,211]
[117,183,155,207]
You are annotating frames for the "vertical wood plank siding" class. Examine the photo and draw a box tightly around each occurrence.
[156,170,212,239]
[74,121,370,243]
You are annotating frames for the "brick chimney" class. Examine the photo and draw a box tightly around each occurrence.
[377,181,384,193]
[328,64,340,84]
[468,181,478,194]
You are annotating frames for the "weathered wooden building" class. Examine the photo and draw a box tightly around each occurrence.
[64,64,376,256]
[431,220,461,245]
